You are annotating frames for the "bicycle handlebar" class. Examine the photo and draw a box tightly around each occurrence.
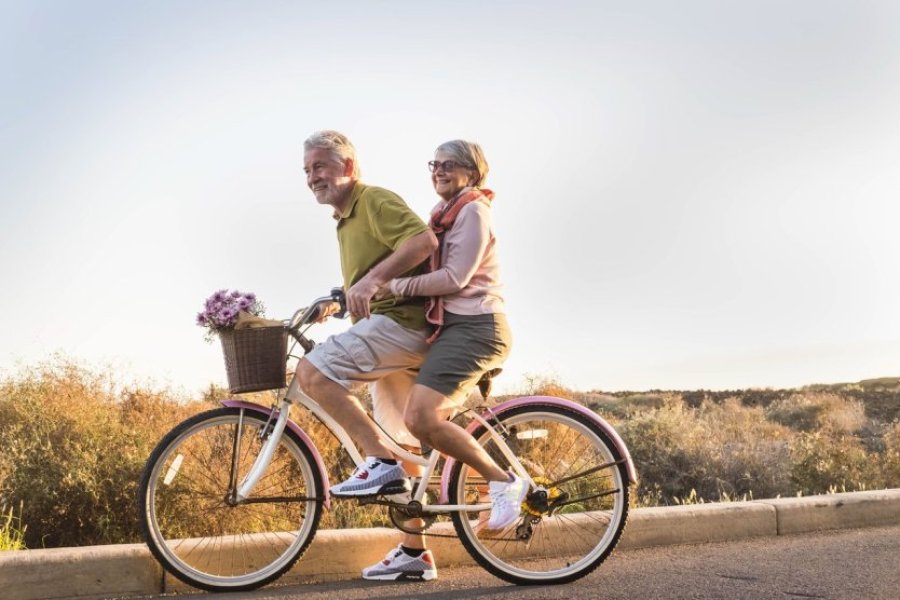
[286,287,348,331]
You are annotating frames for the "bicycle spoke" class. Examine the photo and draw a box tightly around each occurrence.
[449,406,629,584]
[141,409,323,590]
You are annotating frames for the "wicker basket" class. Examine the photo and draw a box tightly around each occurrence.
[219,326,288,393]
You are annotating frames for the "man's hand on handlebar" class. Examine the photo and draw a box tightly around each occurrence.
[345,275,382,320]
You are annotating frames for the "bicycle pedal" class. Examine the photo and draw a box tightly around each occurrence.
[381,490,413,504]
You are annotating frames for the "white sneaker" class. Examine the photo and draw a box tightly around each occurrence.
[486,473,529,530]
[362,544,437,581]
[331,457,410,497]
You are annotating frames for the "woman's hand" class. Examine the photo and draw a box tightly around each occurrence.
[373,281,393,301]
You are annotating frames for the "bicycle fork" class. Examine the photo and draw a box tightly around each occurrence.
[230,399,293,503]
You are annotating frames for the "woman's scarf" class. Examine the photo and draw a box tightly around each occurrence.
[424,187,495,343]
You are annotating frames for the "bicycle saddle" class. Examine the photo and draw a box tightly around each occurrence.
[477,368,503,399]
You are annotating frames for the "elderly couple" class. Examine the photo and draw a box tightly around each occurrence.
[293,130,520,581]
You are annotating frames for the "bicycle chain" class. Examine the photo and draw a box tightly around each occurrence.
[357,498,457,539]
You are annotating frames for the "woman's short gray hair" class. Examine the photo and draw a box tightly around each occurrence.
[304,130,360,178]
[436,140,489,187]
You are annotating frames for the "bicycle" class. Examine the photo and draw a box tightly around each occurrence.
[138,289,638,592]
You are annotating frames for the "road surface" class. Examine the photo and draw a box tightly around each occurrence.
[158,525,900,599]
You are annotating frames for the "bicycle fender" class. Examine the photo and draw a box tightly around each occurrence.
[439,396,638,504]
[220,399,331,509]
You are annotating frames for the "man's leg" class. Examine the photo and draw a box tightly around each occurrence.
[298,315,428,497]
[296,358,394,458]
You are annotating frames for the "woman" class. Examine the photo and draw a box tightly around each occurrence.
[360,140,522,582]
[392,140,522,523]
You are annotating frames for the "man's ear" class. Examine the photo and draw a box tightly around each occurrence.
[342,158,355,177]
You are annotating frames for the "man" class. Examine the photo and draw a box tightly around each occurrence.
[295,130,438,580]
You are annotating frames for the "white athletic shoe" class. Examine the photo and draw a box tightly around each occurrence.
[362,544,437,581]
[486,473,529,530]
[331,457,410,497]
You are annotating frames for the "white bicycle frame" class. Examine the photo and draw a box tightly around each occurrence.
[233,295,535,513]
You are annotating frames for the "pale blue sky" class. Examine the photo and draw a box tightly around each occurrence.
[2,0,899,395]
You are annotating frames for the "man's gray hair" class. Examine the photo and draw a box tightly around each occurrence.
[304,130,360,178]
[435,140,489,187]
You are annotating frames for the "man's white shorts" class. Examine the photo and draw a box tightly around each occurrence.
[304,314,429,447]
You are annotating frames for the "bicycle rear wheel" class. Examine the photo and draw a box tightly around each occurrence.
[138,407,323,592]
[448,404,629,585]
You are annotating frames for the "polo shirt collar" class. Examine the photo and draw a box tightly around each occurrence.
[334,181,366,221]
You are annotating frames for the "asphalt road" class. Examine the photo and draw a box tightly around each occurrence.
[159,525,900,600]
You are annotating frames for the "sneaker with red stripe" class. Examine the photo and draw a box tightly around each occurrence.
[362,544,437,581]
[330,457,410,497]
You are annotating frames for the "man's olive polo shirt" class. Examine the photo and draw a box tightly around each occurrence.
[335,181,429,330]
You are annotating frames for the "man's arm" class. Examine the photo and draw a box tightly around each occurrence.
[345,229,438,319]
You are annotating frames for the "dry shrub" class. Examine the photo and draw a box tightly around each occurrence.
[618,398,794,504]
[766,392,866,433]
[791,419,900,495]
[593,393,677,422]
[2,361,898,548]
[520,375,578,400]
[881,422,900,488]
[790,429,873,495]
[0,360,209,548]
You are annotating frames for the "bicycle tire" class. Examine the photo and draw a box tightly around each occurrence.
[448,403,629,585]
[138,407,323,592]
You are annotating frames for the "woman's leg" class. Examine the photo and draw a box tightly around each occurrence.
[404,384,509,482]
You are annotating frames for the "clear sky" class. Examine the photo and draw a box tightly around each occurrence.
[2,0,899,396]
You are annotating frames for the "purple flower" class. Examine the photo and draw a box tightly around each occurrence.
[198,288,264,338]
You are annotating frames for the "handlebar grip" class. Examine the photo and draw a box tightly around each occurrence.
[330,287,348,319]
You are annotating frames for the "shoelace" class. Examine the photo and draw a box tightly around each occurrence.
[350,460,383,480]
[489,485,512,506]
[384,548,404,564]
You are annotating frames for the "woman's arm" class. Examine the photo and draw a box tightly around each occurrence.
[347,229,438,318]
[391,202,491,298]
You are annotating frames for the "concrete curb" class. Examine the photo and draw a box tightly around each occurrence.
[1,489,898,600]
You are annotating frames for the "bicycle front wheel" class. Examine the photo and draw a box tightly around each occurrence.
[448,403,629,585]
[138,407,323,592]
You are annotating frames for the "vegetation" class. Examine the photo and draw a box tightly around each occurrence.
[574,378,900,505]
[0,361,897,549]
[0,503,26,550]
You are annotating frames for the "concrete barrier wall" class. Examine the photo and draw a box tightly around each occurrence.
[1,489,897,600]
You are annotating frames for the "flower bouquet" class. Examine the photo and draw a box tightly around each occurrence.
[196,289,266,341]
[197,289,287,394]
